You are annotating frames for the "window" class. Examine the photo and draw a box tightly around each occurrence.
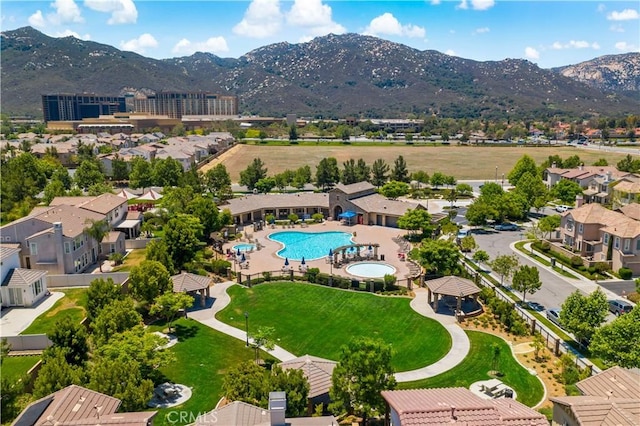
[64,242,71,254]
[624,239,630,252]
[636,239,640,251]
[33,278,43,296]
[614,237,620,250]
[566,220,574,232]
[603,233,610,244]
[578,224,583,234]
[29,242,37,255]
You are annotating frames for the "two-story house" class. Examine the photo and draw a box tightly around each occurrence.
[611,177,640,208]
[1,244,48,307]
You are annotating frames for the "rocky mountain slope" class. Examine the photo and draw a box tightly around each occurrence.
[553,52,640,93]
[2,27,638,119]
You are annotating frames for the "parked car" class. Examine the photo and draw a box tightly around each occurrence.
[495,223,519,231]
[526,301,545,312]
[555,205,571,213]
[608,299,633,316]
[547,308,562,327]
[456,229,470,240]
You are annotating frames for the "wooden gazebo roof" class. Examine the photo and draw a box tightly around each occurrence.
[425,276,481,297]
[171,272,211,293]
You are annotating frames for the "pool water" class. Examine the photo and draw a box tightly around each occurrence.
[269,231,354,261]
[346,262,397,278]
[232,243,257,252]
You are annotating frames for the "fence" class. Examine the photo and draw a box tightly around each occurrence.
[461,260,600,376]
[3,334,52,351]
[125,238,157,250]
[47,272,129,288]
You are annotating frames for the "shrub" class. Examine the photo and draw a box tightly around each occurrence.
[383,274,397,289]
[593,262,610,273]
[304,268,320,283]
[540,241,551,251]
[619,267,633,280]
[627,292,640,303]
[108,252,124,265]
[311,213,324,223]
[262,272,272,282]
[570,256,583,268]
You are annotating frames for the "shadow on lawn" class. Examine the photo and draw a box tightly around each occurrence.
[173,321,199,341]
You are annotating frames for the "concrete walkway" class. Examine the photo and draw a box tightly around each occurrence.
[190,282,470,382]
[0,291,65,336]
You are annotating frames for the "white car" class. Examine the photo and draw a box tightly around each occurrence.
[556,205,571,213]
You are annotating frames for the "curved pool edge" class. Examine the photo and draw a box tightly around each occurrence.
[266,230,355,261]
[346,261,397,278]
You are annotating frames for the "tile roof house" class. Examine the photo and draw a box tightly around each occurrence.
[612,178,640,208]
[278,354,338,414]
[544,166,630,190]
[224,193,330,225]
[381,388,547,425]
[12,384,156,426]
[1,244,48,308]
[550,367,640,426]
[560,202,640,275]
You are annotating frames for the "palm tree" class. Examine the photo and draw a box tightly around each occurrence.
[84,219,109,272]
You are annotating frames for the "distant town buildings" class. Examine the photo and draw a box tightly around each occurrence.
[42,94,127,122]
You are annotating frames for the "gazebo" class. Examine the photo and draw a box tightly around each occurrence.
[171,272,212,307]
[424,276,482,320]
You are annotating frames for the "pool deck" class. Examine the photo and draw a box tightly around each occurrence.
[223,221,414,282]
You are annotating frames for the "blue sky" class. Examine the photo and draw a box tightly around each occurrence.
[1,1,639,68]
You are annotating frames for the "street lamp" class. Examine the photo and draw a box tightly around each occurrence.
[244,312,249,347]
[328,248,333,287]
[495,166,498,183]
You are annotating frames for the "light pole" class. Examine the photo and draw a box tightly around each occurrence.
[244,312,249,347]
[495,166,498,183]
[328,248,333,287]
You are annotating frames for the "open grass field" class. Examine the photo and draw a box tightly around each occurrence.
[2,356,40,383]
[218,282,452,372]
[202,144,630,181]
[150,318,262,425]
[21,289,87,335]
[398,330,545,407]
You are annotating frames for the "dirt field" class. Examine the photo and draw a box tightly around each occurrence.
[202,144,631,182]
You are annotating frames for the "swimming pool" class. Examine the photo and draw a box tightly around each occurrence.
[268,231,354,261]
[346,262,397,278]
[232,243,257,252]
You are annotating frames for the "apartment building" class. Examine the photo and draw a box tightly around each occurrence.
[42,94,127,122]
[135,92,238,119]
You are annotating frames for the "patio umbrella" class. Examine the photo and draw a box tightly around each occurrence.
[284,258,289,266]
[301,257,306,265]
[236,247,241,256]
[328,248,333,257]
[240,253,246,263]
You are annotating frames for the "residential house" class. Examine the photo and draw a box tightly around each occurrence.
[278,354,337,414]
[101,231,126,256]
[1,244,48,308]
[612,177,640,208]
[224,193,330,225]
[544,165,630,190]
[12,384,156,426]
[560,202,640,274]
[551,366,640,426]
[381,388,547,425]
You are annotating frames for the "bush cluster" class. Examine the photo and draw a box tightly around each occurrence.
[478,287,530,336]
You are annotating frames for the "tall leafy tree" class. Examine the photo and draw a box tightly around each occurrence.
[417,239,461,275]
[128,157,153,189]
[550,179,583,204]
[271,366,310,417]
[514,171,547,211]
[429,172,446,189]
[289,124,298,141]
[397,208,433,237]
[84,218,109,272]
[490,254,519,286]
[151,157,184,187]
[47,317,89,366]
[342,159,358,185]
[329,337,396,423]
[150,292,194,333]
[75,159,105,190]
[511,265,542,304]
[187,194,220,236]
[560,288,609,344]
[590,305,640,368]
[617,154,640,173]
[204,163,232,200]
[33,347,84,398]
[355,158,371,182]
[240,158,268,190]
[91,298,142,347]
[223,361,269,407]
[507,154,538,186]
[538,215,561,239]
[87,277,123,321]
[315,157,340,191]
[379,180,410,200]
[111,154,129,181]
[163,214,204,268]
[371,159,389,187]
[390,155,409,182]
[145,239,175,275]
[88,356,154,411]
[129,260,171,305]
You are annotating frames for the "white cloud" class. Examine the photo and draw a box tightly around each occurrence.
[551,40,600,50]
[233,0,283,38]
[607,9,639,21]
[445,49,456,56]
[120,33,158,54]
[286,0,345,39]
[172,36,229,55]
[84,0,138,24]
[524,47,540,60]
[458,0,495,11]
[56,29,91,39]
[28,10,46,27]
[363,13,426,38]
[610,24,625,32]
[615,41,639,51]
[474,27,489,34]
[49,0,84,24]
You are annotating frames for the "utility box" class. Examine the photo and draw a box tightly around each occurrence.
[269,391,286,426]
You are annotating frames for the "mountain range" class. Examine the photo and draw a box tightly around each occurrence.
[1,26,639,119]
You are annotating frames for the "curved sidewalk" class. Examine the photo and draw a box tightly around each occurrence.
[190,282,470,382]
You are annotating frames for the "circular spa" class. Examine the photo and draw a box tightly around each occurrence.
[232,243,256,252]
[346,262,397,278]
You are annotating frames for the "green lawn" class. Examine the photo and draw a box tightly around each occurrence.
[112,248,146,272]
[21,289,87,335]
[398,331,544,407]
[218,282,452,371]
[2,356,41,383]
[149,318,263,425]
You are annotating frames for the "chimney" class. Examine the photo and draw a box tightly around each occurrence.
[606,171,612,181]
[269,391,286,426]
[551,162,556,168]
[576,194,584,208]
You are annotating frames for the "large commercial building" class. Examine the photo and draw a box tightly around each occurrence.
[42,94,127,122]
[135,92,238,119]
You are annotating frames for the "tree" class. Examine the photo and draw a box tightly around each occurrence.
[129,260,171,305]
[223,361,269,407]
[163,214,204,268]
[371,159,389,187]
[514,171,547,211]
[430,172,446,189]
[88,356,154,411]
[315,157,340,191]
[417,239,461,275]
[162,185,195,215]
[145,239,175,275]
[511,265,542,304]
[465,199,498,227]
[397,208,432,237]
[472,250,490,264]
[128,157,153,189]
[410,170,430,185]
[271,366,310,417]
[33,347,84,398]
[87,181,114,196]
[150,292,194,332]
[289,124,298,141]
[75,159,105,190]
[240,158,268,190]
[91,298,142,347]
[151,157,184,187]
[445,188,458,207]
[455,183,473,197]
[255,177,276,193]
[341,159,358,185]
[111,154,129,181]
[459,235,477,253]
[508,154,538,186]
[592,158,608,166]
[379,180,410,199]
[538,215,561,239]
[590,305,640,368]
[355,158,371,182]
[550,179,583,204]
[84,218,109,272]
[0,338,10,363]
[187,194,221,236]
[87,277,123,321]
[47,317,89,366]
[390,155,409,182]
[329,337,396,423]
[490,254,519,286]
[43,179,67,205]
[560,288,609,345]
[204,163,232,200]
[616,154,640,173]
[250,326,276,363]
